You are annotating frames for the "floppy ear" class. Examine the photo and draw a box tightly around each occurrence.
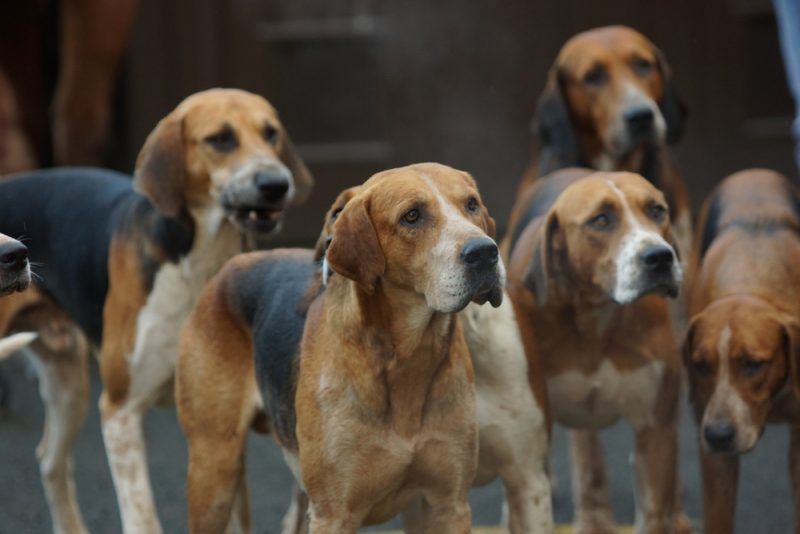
[134,113,186,218]
[682,315,701,401]
[781,319,800,400]
[654,46,688,146]
[534,68,578,175]
[279,132,314,205]
[326,194,385,293]
[524,212,562,305]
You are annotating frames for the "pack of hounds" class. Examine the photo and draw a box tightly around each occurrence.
[0,25,796,534]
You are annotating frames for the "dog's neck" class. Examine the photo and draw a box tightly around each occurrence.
[590,143,661,183]
[329,276,461,436]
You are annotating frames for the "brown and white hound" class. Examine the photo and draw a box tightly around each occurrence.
[518,25,691,262]
[0,88,312,533]
[684,169,800,534]
[506,169,687,534]
[178,163,508,533]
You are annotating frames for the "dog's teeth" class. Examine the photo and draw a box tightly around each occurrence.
[249,210,258,221]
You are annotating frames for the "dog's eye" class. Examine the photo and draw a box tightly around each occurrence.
[331,207,343,222]
[692,359,713,378]
[632,57,653,77]
[466,197,479,214]
[402,208,421,226]
[583,65,608,86]
[264,125,279,145]
[587,213,611,230]
[204,129,238,152]
[647,203,667,222]
[740,358,768,377]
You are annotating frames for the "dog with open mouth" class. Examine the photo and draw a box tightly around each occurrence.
[0,88,312,534]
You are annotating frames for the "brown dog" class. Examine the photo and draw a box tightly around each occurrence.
[0,88,312,533]
[520,25,691,261]
[507,169,685,534]
[683,169,800,534]
[179,163,506,533]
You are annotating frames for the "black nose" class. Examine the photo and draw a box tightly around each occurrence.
[640,245,673,271]
[461,238,498,269]
[625,107,654,134]
[704,422,736,452]
[0,241,28,271]
[254,173,290,203]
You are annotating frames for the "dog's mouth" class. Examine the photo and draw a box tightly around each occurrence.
[646,278,680,299]
[0,273,31,297]
[227,205,285,234]
[469,275,504,308]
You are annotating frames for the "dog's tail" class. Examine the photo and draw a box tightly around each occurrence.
[0,332,37,360]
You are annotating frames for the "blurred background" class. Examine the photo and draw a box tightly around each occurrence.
[1,0,797,243]
[0,0,798,532]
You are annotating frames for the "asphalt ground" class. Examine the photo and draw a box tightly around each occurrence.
[0,354,793,533]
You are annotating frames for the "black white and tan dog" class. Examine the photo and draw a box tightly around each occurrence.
[176,170,553,534]
[683,169,800,534]
[515,25,691,260]
[0,88,312,533]
[178,163,548,533]
[506,169,687,534]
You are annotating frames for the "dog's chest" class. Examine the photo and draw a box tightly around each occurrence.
[547,357,665,429]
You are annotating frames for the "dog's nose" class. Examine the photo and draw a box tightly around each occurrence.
[0,241,28,270]
[461,238,498,269]
[625,107,654,133]
[704,422,736,452]
[640,245,673,271]
[254,173,290,203]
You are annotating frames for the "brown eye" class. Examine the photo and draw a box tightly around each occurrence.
[583,65,608,86]
[466,197,479,213]
[204,128,238,152]
[402,208,420,225]
[741,358,768,377]
[330,207,343,223]
[692,359,712,378]
[632,57,653,77]
[264,125,279,145]
[588,212,611,230]
[648,203,667,222]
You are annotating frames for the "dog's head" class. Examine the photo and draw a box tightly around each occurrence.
[535,25,687,174]
[134,88,313,245]
[526,171,681,305]
[0,233,30,297]
[326,163,504,313]
[684,296,800,454]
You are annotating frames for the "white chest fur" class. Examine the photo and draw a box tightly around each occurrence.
[127,211,240,401]
[548,358,665,430]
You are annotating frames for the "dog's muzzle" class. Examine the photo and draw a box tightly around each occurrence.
[223,162,293,237]
[703,421,737,454]
[0,240,30,295]
[461,237,503,308]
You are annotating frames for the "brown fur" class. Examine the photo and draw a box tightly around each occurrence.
[684,169,800,534]
[507,171,686,534]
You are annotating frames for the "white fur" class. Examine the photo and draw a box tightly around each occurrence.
[102,207,241,533]
[0,331,37,359]
[418,175,506,313]
[461,297,553,533]
[608,181,682,304]
[548,358,666,430]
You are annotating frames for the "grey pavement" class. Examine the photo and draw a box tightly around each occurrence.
[0,354,793,533]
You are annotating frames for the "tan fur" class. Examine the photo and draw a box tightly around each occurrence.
[684,169,800,534]
[507,171,685,534]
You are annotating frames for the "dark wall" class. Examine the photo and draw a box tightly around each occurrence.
[122,0,797,243]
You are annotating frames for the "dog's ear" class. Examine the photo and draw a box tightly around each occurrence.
[682,314,701,402]
[279,132,314,205]
[134,113,186,218]
[654,46,688,146]
[534,67,578,176]
[481,204,497,239]
[313,188,357,262]
[782,319,800,400]
[326,193,385,293]
[524,211,562,305]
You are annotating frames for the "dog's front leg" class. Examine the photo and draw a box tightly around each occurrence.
[698,448,738,534]
[631,419,681,534]
[416,493,472,534]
